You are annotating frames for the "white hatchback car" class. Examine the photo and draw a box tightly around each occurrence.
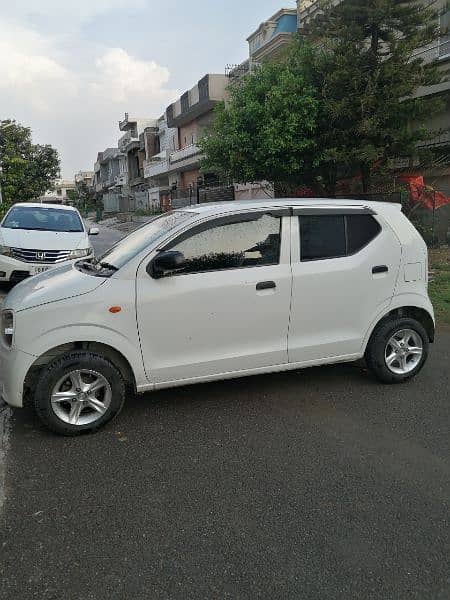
[0,199,434,435]
[0,202,98,285]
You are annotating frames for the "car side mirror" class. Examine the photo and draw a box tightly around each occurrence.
[89,227,100,236]
[148,250,186,279]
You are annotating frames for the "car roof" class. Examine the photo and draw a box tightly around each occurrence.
[180,198,402,216]
[10,202,78,211]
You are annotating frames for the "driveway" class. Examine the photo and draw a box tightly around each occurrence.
[1,332,449,600]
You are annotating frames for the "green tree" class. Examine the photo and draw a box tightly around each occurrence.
[306,0,445,192]
[199,55,321,189]
[0,120,60,213]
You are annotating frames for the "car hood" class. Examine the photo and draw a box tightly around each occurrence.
[0,228,87,250]
[4,264,107,312]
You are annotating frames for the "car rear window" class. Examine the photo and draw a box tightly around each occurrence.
[300,213,381,261]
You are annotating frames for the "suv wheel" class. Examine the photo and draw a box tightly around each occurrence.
[365,317,429,384]
[34,351,126,435]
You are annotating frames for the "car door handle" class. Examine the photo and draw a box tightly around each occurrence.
[372,265,388,274]
[256,281,276,290]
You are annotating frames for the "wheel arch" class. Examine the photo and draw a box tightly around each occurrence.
[24,341,137,403]
[364,305,435,354]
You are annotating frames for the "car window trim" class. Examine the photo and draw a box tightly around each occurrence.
[293,207,376,216]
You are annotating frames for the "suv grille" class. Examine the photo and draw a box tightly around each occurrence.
[11,248,71,264]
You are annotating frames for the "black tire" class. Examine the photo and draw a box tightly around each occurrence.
[365,317,429,384]
[34,351,126,436]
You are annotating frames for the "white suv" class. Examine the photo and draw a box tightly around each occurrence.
[0,200,434,435]
[0,202,98,285]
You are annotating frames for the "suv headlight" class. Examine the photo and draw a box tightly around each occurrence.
[69,248,92,259]
[1,310,14,347]
[0,246,12,257]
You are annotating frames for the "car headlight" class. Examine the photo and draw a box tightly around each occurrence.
[0,246,12,257]
[1,310,14,347]
[69,248,92,259]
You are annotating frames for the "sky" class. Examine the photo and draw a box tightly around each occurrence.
[0,0,296,178]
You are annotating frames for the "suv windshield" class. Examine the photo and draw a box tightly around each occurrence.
[2,206,84,233]
[97,211,196,270]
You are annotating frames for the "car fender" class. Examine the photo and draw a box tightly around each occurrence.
[361,293,435,353]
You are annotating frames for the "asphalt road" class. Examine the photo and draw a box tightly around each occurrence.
[0,224,449,599]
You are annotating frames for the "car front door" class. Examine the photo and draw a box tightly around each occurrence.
[288,208,402,363]
[136,211,292,385]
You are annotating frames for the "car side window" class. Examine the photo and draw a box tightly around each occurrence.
[346,214,381,253]
[300,215,346,261]
[168,214,282,275]
[300,214,381,261]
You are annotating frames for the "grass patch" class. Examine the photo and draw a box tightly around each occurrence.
[428,247,450,327]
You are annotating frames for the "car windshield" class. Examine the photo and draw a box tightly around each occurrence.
[97,211,196,269]
[2,206,84,233]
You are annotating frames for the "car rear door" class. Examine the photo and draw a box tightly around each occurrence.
[136,210,292,384]
[288,208,402,363]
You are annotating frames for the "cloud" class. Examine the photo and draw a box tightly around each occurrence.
[0,23,76,113]
[92,48,173,104]
[0,21,178,178]
[7,0,146,26]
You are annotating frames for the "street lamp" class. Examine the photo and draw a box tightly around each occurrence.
[0,121,15,207]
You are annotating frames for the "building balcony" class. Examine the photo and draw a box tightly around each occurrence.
[248,9,297,61]
[169,144,202,165]
[95,182,104,193]
[118,131,140,152]
[166,74,229,128]
[144,159,169,179]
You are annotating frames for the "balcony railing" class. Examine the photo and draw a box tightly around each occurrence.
[118,131,139,151]
[169,144,201,164]
[144,159,169,178]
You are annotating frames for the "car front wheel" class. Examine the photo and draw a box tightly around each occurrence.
[34,351,126,435]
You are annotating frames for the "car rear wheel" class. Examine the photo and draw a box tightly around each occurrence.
[34,351,126,435]
[365,317,429,384]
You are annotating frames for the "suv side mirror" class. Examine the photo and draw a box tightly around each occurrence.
[89,227,100,236]
[148,250,186,278]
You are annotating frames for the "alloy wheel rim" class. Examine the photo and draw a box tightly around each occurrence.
[384,329,423,375]
[51,369,112,426]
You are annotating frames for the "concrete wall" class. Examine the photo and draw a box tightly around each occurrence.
[208,75,229,101]
[180,169,201,188]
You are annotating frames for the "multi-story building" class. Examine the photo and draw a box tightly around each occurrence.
[41,179,77,204]
[142,113,177,209]
[227,8,297,81]
[74,171,94,190]
[93,148,123,213]
[118,114,156,209]
[165,74,229,195]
